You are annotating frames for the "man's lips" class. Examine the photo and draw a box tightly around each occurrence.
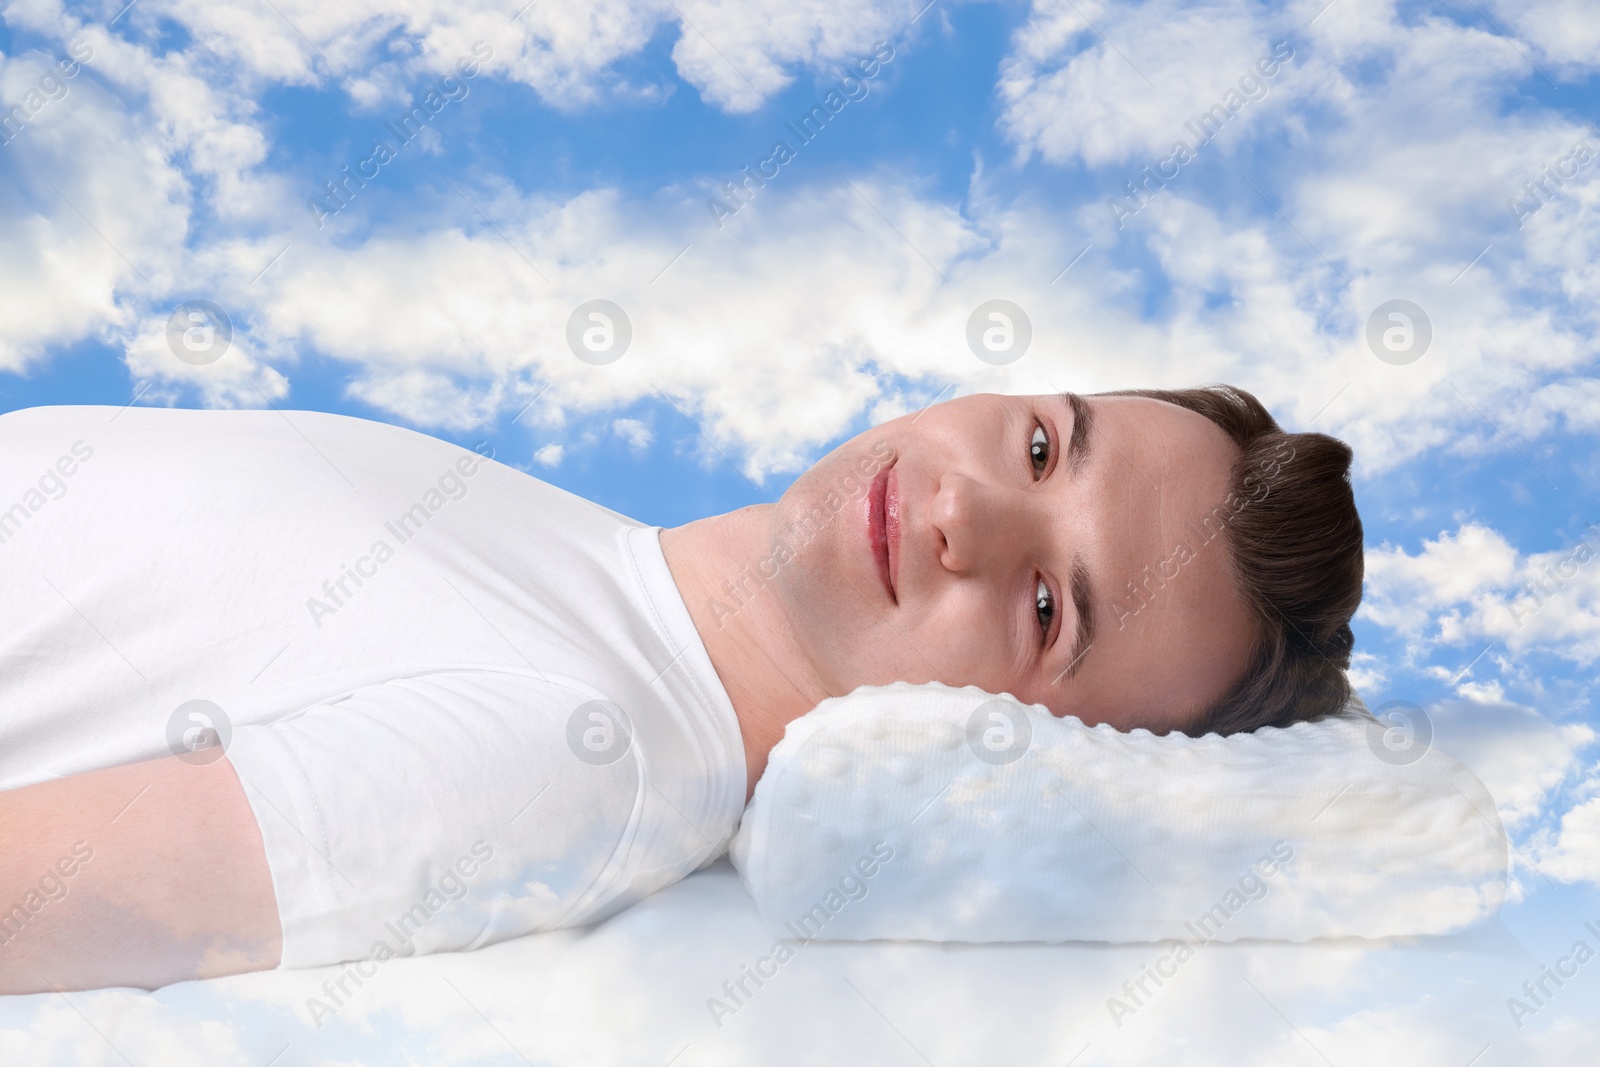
[869,463,899,604]
[886,465,901,601]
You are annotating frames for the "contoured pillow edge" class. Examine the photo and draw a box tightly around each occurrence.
[729,681,1508,944]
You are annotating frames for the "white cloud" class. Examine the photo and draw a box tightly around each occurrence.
[667,0,921,114]
[612,417,654,451]
[344,368,510,432]
[998,0,1297,168]
[1423,696,1594,833]
[0,988,259,1066]
[534,442,564,467]
[1345,651,1387,696]
[9,0,933,120]
[1488,0,1600,71]
[993,0,1600,481]
[122,314,292,410]
[1455,678,1505,703]
[1362,523,1521,636]
[1538,794,1600,883]
[93,0,667,112]
[218,177,1038,479]
[1,0,1596,493]
[3,865,1589,1066]
[0,41,178,371]
[1362,521,1600,666]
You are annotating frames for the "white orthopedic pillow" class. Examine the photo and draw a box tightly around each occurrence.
[728,682,1508,944]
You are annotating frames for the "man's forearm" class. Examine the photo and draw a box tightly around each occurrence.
[0,754,282,994]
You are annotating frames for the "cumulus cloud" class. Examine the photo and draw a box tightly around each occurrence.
[3,863,1591,1064]
[1344,651,1388,695]
[998,0,1300,168]
[1423,696,1595,832]
[1488,0,1600,71]
[1362,523,1522,637]
[216,174,1180,479]
[2,0,1597,490]
[1538,794,1600,883]
[1363,521,1600,666]
[0,39,180,371]
[612,417,654,451]
[11,0,934,118]
[667,0,926,114]
[995,0,1600,479]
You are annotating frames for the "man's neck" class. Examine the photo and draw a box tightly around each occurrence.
[659,505,831,802]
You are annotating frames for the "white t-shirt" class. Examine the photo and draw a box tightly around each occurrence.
[0,405,747,968]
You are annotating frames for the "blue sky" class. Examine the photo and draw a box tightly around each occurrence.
[2,0,1599,1048]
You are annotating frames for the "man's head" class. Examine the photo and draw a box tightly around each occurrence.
[766,385,1363,735]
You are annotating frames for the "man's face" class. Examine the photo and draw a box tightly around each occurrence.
[767,392,1257,733]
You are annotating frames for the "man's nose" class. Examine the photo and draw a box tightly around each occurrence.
[931,471,1030,574]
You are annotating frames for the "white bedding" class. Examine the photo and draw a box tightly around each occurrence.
[0,858,1588,1066]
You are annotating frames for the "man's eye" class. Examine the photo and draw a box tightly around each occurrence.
[1036,577,1056,639]
[1029,423,1050,477]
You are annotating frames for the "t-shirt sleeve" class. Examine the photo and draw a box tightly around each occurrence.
[224,669,650,969]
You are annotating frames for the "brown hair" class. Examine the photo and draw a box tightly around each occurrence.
[1097,384,1364,735]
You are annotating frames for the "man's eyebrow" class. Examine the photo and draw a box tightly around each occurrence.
[1061,556,1095,681]
[1061,391,1094,475]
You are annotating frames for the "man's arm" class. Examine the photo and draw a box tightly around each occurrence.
[0,753,281,994]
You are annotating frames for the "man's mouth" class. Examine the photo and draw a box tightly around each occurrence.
[869,464,899,604]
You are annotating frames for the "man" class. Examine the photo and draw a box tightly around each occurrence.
[0,384,1360,993]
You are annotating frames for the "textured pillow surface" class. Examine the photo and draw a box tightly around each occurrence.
[729,682,1508,943]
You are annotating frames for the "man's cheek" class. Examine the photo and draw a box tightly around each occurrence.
[900,605,991,685]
